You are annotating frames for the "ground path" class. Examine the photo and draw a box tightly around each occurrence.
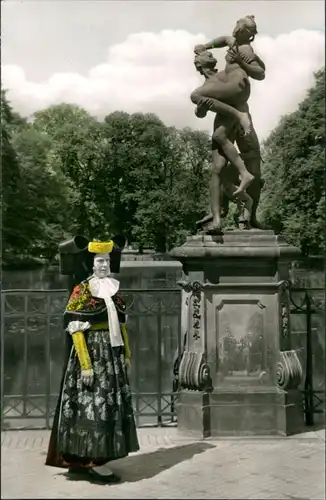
[1,427,325,499]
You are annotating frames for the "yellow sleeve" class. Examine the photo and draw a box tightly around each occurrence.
[121,323,131,361]
[72,331,92,371]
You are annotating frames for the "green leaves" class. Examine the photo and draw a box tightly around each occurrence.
[3,96,212,263]
[100,114,210,251]
[5,67,324,264]
[259,68,325,256]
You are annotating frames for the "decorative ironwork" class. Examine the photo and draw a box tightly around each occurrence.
[288,284,325,426]
[1,288,181,430]
[2,282,324,429]
[307,391,325,415]
[131,392,180,426]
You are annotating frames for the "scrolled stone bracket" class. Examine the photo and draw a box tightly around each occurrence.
[275,350,303,390]
[178,351,213,392]
[176,279,213,391]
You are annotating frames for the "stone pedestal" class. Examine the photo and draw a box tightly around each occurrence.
[169,230,304,437]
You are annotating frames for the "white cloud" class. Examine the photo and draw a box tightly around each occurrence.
[2,28,324,141]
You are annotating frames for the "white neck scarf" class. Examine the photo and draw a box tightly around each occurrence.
[88,276,124,347]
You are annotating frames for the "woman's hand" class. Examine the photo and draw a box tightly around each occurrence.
[226,47,242,64]
[198,97,215,110]
[125,358,131,376]
[227,47,253,65]
[81,368,94,387]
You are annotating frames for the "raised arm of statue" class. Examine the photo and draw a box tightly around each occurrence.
[194,36,234,54]
[237,55,265,81]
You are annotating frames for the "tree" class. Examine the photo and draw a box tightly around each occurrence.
[2,95,80,264]
[125,123,211,252]
[1,90,30,263]
[12,126,77,261]
[33,104,109,239]
[33,103,94,138]
[102,111,177,247]
[2,99,214,258]
[259,68,325,256]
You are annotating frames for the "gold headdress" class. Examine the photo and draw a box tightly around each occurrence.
[88,241,114,254]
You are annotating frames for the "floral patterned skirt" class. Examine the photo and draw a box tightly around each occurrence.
[56,329,139,467]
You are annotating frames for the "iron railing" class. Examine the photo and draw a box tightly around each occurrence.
[1,284,324,430]
[289,286,325,425]
[1,288,181,430]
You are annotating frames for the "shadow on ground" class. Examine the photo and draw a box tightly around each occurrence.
[63,442,215,484]
[289,422,325,437]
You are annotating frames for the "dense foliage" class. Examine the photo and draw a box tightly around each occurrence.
[2,68,324,265]
[2,96,210,264]
[259,69,325,256]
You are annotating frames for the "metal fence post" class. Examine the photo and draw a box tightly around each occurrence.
[45,294,51,429]
[304,291,314,426]
[23,294,28,418]
[1,294,5,427]
[157,296,162,426]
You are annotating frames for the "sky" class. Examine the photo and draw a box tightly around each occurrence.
[2,0,325,141]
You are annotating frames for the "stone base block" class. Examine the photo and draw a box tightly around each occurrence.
[177,388,305,438]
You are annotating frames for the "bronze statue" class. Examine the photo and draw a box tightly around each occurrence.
[191,15,266,233]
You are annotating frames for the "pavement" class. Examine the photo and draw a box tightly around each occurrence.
[1,427,325,499]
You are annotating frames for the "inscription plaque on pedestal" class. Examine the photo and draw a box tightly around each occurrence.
[215,299,268,386]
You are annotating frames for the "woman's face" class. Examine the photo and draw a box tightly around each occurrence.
[234,21,257,44]
[93,253,110,278]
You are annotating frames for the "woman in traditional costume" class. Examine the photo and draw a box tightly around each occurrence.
[46,240,139,483]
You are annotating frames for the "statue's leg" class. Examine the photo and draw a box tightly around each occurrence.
[209,150,227,233]
[198,128,238,227]
[191,89,237,119]
[219,129,237,219]
[236,110,264,228]
[221,186,230,218]
[212,121,254,197]
[223,180,253,227]
[244,157,263,228]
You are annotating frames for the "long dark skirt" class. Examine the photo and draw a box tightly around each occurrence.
[46,329,139,468]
